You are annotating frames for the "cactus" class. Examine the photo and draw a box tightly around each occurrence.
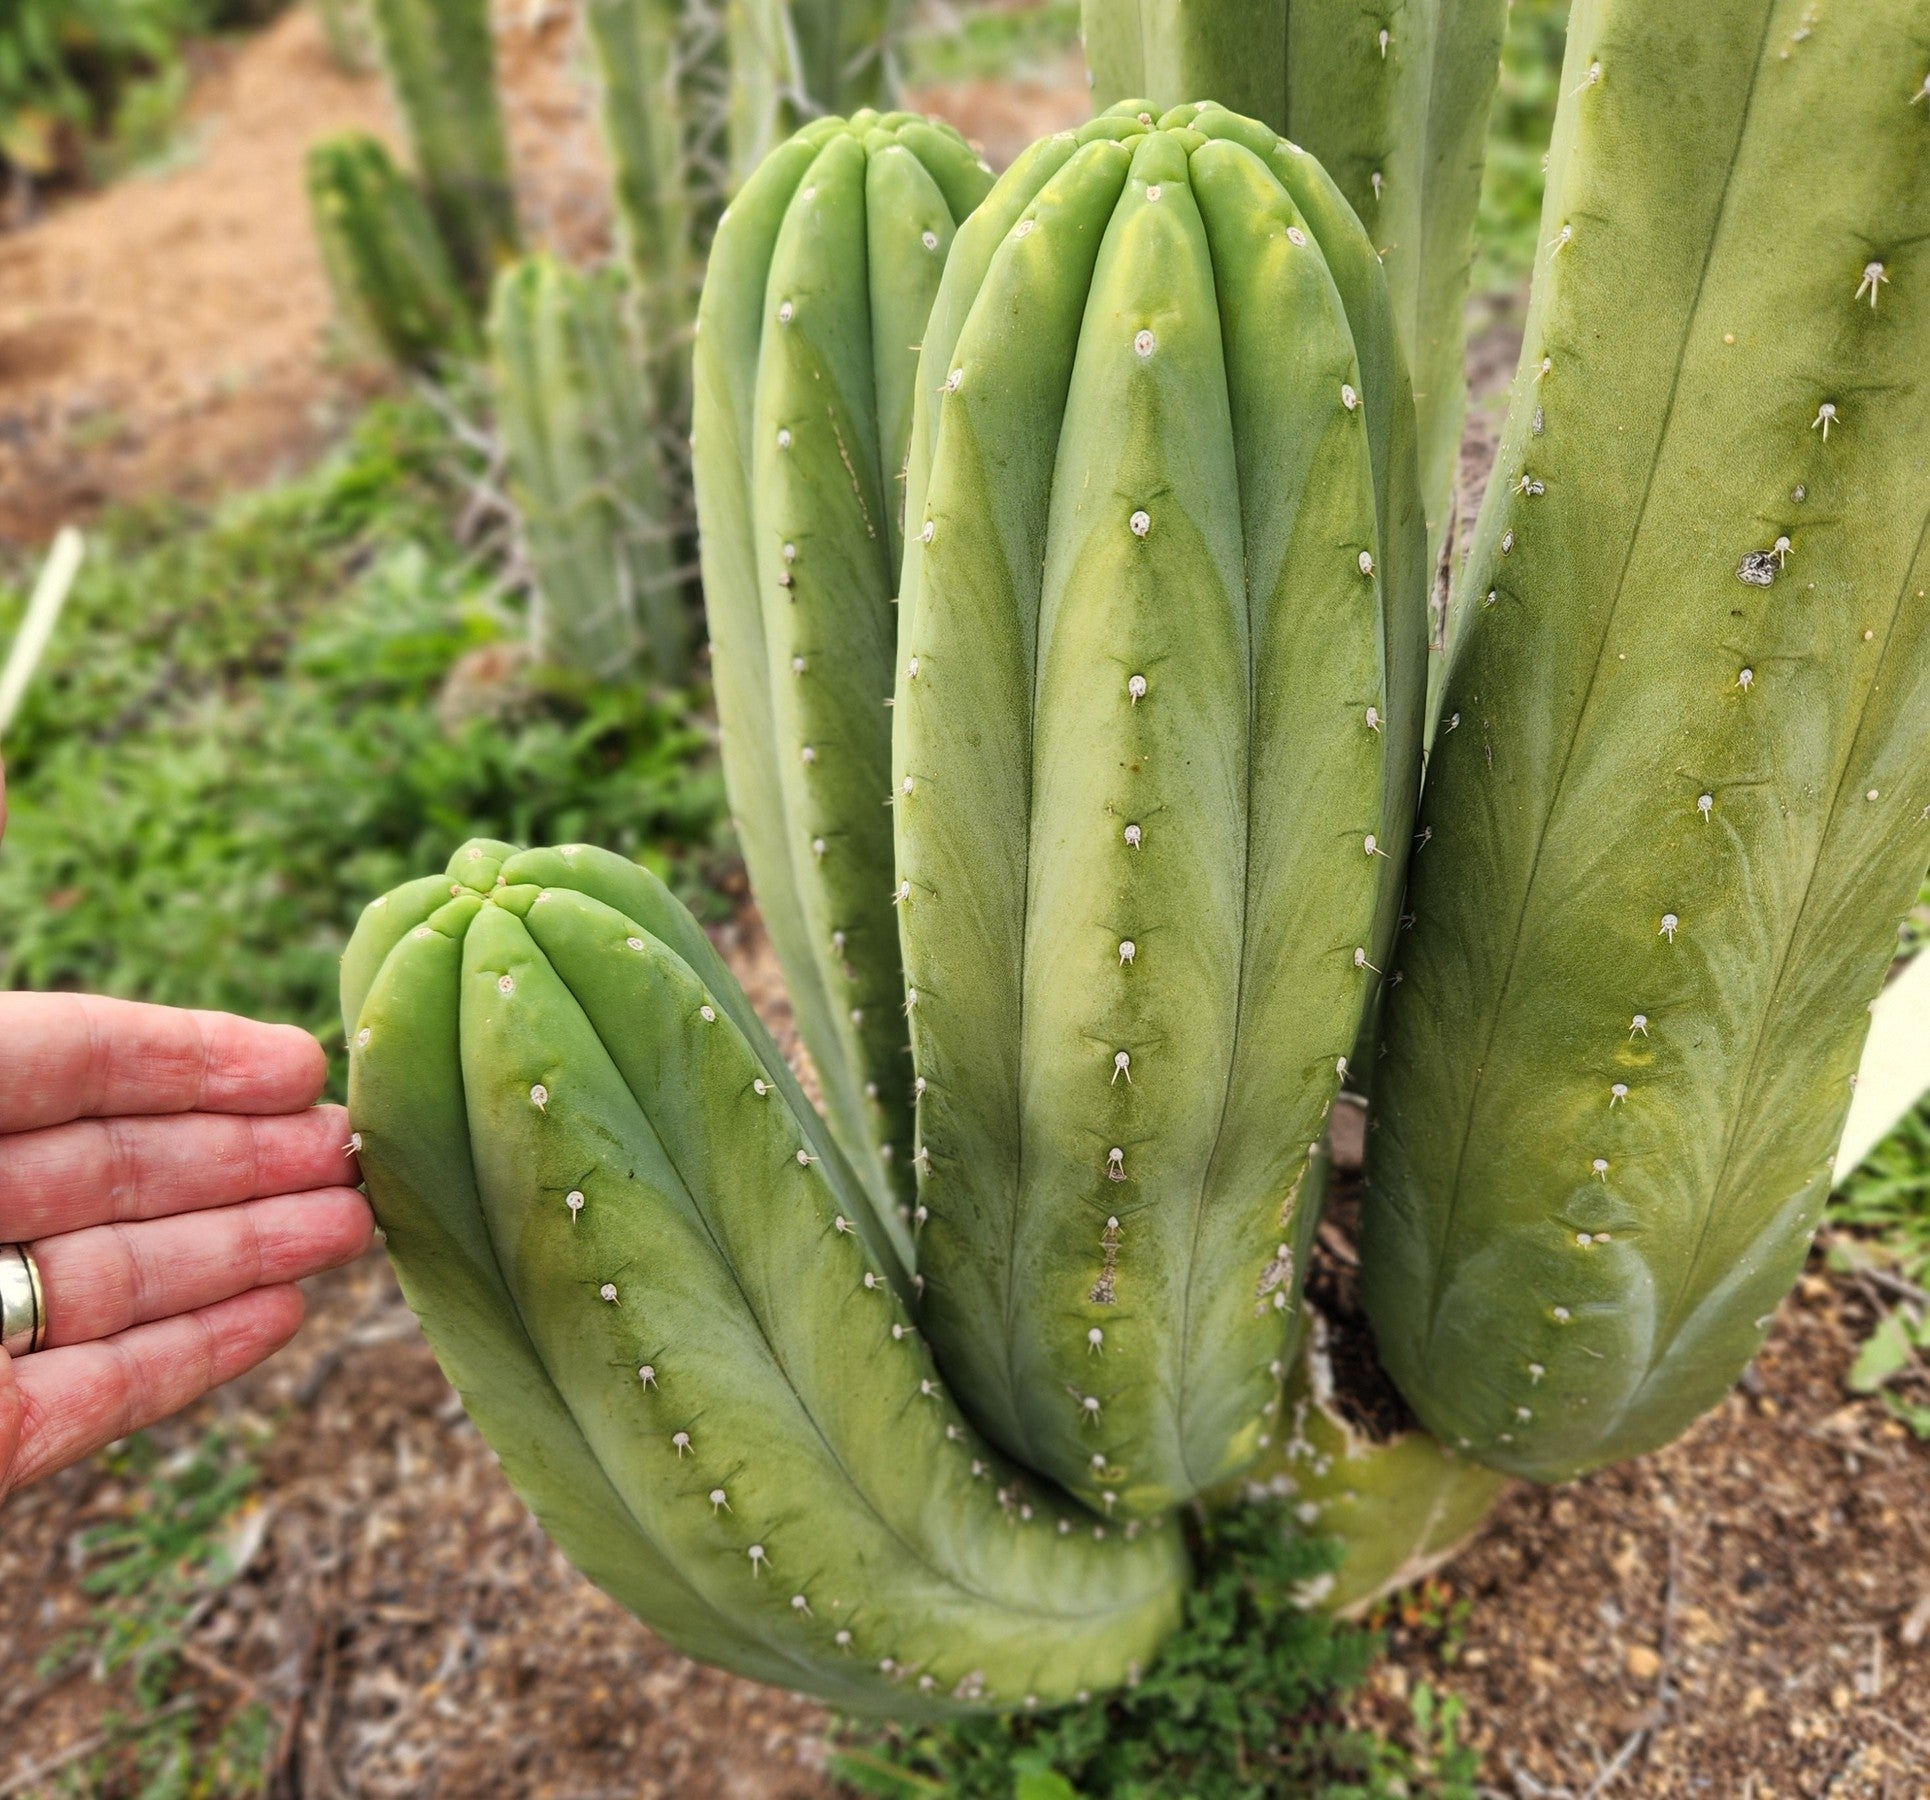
[368,0,519,298]
[727,0,910,184]
[488,256,690,683]
[1236,1303,1504,1619]
[1362,0,1930,1482]
[585,0,733,427]
[893,102,1427,1516]
[308,132,477,370]
[1081,0,1508,593]
[692,112,994,1220]
[342,839,1188,1713]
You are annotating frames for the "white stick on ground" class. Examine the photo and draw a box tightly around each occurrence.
[0,526,86,741]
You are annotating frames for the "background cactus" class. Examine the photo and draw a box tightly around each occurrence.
[367,0,519,299]
[692,112,993,1220]
[1080,0,1508,601]
[488,256,689,683]
[892,102,1427,1517]
[727,0,911,182]
[308,131,477,370]
[342,840,1188,1714]
[1362,0,1930,1482]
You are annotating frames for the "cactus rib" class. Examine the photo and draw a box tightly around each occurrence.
[1363,0,1930,1482]
[894,104,1426,1515]
[344,842,1187,1714]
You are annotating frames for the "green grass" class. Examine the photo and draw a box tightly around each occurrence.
[900,0,1083,87]
[0,399,729,1097]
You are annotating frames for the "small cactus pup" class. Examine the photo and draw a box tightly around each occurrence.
[692,113,993,1224]
[341,841,1188,1714]
[1363,0,1930,1482]
[488,256,688,683]
[308,132,477,370]
[1080,0,1508,589]
[895,103,1427,1516]
[367,0,519,297]
[1237,1304,1505,1619]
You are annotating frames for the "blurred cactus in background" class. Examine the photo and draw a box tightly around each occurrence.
[308,130,477,369]
[488,256,690,683]
[366,0,519,297]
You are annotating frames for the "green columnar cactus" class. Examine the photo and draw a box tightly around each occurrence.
[1081,0,1506,595]
[585,0,732,430]
[894,102,1427,1517]
[342,840,1188,1714]
[368,0,519,297]
[1238,1305,1505,1618]
[692,113,993,1221]
[1362,0,1930,1482]
[488,256,688,683]
[308,132,477,370]
[726,0,910,182]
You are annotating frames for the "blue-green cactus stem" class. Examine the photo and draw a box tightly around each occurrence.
[344,842,1188,1713]
[1363,0,1930,1482]
[894,104,1426,1515]
[694,114,992,1226]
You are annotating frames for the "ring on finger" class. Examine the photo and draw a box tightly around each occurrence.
[0,1243,46,1356]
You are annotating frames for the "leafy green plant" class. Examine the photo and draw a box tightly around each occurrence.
[1471,0,1567,296]
[36,1429,278,1800]
[0,400,727,1095]
[826,1503,1479,1800]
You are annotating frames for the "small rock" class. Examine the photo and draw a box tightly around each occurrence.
[1625,1643,1662,1683]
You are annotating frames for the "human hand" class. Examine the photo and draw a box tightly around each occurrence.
[0,991,373,1501]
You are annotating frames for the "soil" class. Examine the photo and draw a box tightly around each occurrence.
[1,9,1926,1797]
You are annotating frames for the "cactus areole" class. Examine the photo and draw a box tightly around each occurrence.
[892,103,1427,1518]
[1362,0,1930,1482]
[342,841,1187,1715]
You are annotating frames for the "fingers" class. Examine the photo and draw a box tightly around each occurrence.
[0,994,328,1135]
[5,1287,305,1496]
[36,1188,374,1348]
[0,1104,357,1240]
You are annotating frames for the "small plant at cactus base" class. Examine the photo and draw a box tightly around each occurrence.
[825,1503,1478,1800]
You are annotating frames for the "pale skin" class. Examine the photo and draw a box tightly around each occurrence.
[0,762,374,1501]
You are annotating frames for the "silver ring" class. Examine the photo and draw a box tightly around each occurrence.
[0,1244,46,1357]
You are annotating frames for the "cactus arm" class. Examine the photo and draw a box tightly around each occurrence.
[345,893,805,1691]
[307,133,478,371]
[1363,0,1930,1481]
[1279,0,1506,582]
[897,112,1420,1513]
[695,117,989,1221]
[751,132,915,1203]
[347,847,1187,1712]
[366,0,519,295]
[489,259,686,681]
